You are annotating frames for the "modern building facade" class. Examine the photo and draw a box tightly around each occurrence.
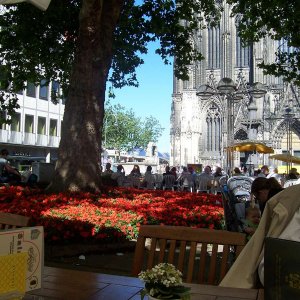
[0,81,65,170]
[170,2,300,172]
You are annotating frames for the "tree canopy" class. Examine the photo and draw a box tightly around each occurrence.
[0,0,221,192]
[0,0,299,192]
[0,0,299,98]
[228,0,300,85]
[0,0,220,97]
[103,103,163,151]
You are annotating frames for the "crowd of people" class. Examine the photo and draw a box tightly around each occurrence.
[0,150,299,289]
[101,163,144,188]
[100,163,224,192]
[100,161,300,192]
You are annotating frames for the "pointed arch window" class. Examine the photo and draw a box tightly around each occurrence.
[208,26,221,69]
[206,103,221,152]
[235,16,250,68]
[235,129,248,140]
[277,38,294,54]
[236,34,249,67]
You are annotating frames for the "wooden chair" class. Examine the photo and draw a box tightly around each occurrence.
[0,212,30,230]
[162,174,176,191]
[132,225,246,285]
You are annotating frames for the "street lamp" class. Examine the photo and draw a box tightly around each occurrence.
[197,75,267,175]
[283,107,295,173]
[216,78,236,176]
[265,105,297,174]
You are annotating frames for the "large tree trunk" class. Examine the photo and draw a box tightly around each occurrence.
[47,0,124,193]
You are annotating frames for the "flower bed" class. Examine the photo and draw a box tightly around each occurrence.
[0,186,224,244]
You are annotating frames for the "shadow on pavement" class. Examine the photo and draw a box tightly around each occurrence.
[44,242,136,276]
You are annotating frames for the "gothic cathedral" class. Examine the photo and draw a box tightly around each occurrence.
[170,2,300,172]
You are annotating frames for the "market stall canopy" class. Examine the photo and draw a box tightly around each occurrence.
[269,153,300,164]
[0,0,51,10]
[227,141,274,154]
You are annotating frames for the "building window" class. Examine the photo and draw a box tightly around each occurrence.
[26,82,36,98]
[206,103,221,152]
[38,116,46,134]
[208,26,221,69]
[0,111,7,130]
[49,119,57,136]
[51,81,60,104]
[11,113,21,132]
[277,38,294,54]
[25,114,34,133]
[235,129,248,140]
[39,79,49,100]
[294,150,300,158]
[60,120,63,136]
[0,64,10,90]
[236,33,250,67]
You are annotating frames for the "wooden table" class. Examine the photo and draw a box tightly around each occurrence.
[24,266,264,300]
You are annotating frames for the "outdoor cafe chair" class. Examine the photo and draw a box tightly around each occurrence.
[162,174,176,191]
[140,174,156,190]
[131,175,142,189]
[132,225,246,285]
[195,173,213,193]
[154,174,163,190]
[179,173,194,192]
[0,212,30,230]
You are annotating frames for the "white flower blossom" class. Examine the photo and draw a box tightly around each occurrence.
[139,263,190,299]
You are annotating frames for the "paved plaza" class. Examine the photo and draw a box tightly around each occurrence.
[45,242,135,276]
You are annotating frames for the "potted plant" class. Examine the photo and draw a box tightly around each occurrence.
[138,263,191,300]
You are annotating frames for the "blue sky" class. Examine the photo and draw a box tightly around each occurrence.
[108,42,174,153]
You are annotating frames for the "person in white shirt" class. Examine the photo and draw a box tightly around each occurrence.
[220,184,300,288]
[195,166,213,193]
[266,166,282,185]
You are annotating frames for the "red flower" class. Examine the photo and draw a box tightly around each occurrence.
[0,186,224,243]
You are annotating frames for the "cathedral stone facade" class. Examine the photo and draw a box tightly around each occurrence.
[170,2,300,171]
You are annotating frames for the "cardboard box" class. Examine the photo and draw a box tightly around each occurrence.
[0,227,44,293]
